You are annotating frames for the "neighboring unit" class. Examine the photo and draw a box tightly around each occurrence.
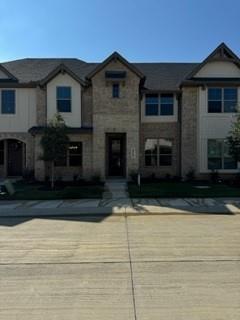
[0,43,239,181]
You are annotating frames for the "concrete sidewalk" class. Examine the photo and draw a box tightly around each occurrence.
[0,197,240,217]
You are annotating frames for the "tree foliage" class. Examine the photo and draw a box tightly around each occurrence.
[227,113,240,163]
[40,114,69,188]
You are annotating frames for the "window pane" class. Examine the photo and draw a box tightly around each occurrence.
[224,100,237,113]
[224,158,237,169]
[69,155,82,166]
[208,140,222,157]
[224,88,237,100]
[161,94,173,104]
[208,101,222,113]
[145,139,158,154]
[146,94,158,104]
[1,90,15,114]
[57,87,71,99]
[159,139,172,153]
[145,104,158,115]
[159,155,172,166]
[69,142,82,166]
[208,158,222,170]
[160,104,174,115]
[208,88,221,100]
[112,83,119,98]
[69,142,82,155]
[57,99,71,112]
[145,155,157,166]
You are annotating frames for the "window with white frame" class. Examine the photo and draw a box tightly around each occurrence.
[208,88,238,113]
[145,138,173,166]
[56,86,71,112]
[208,139,237,170]
[145,93,174,116]
[1,90,15,114]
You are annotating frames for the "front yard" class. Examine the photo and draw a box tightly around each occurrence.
[128,181,240,198]
[0,181,104,200]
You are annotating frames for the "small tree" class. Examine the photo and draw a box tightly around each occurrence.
[227,113,240,170]
[40,114,69,189]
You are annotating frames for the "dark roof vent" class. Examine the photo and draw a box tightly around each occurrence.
[105,71,126,79]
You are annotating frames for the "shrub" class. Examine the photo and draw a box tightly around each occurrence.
[91,172,102,184]
[129,171,138,183]
[210,170,220,184]
[186,168,195,182]
[22,169,35,183]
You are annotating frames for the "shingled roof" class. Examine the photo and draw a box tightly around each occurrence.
[1,58,198,91]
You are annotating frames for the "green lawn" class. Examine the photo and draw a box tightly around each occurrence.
[128,181,240,198]
[0,181,104,200]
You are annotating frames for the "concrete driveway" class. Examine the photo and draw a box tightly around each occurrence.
[0,214,239,319]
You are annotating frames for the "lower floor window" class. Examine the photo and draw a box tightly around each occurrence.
[208,139,237,170]
[0,141,4,165]
[55,142,82,167]
[145,138,173,166]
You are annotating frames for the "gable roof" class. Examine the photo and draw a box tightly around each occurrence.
[40,63,86,86]
[1,43,239,91]
[86,51,145,80]
[0,64,18,82]
[185,42,240,80]
[1,58,94,85]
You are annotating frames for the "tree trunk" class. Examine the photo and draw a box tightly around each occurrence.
[51,161,55,189]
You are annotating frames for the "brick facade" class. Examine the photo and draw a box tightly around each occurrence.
[91,59,141,179]
[181,87,198,177]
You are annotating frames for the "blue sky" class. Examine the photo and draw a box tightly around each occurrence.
[0,0,239,62]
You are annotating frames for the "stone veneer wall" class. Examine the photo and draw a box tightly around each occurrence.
[36,86,47,126]
[34,133,93,181]
[181,87,198,177]
[91,59,141,179]
[81,87,93,127]
[0,132,34,178]
[140,123,180,178]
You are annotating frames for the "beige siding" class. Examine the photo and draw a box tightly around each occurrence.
[0,88,36,132]
[198,87,240,173]
[47,73,81,127]
[195,61,240,78]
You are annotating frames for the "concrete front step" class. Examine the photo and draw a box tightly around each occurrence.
[104,180,128,199]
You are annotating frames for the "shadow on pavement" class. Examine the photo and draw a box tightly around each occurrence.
[0,213,113,227]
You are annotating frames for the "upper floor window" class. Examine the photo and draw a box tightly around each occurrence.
[112,83,120,98]
[145,138,173,167]
[208,88,238,113]
[208,139,236,170]
[1,90,15,114]
[145,94,174,116]
[57,86,71,112]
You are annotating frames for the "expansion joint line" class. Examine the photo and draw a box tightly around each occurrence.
[124,213,137,320]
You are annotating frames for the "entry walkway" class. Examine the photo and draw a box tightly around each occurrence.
[0,197,240,217]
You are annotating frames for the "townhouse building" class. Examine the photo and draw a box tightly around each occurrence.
[0,43,239,181]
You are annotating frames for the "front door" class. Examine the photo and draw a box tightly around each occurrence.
[107,134,126,177]
[7,140,24,176]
